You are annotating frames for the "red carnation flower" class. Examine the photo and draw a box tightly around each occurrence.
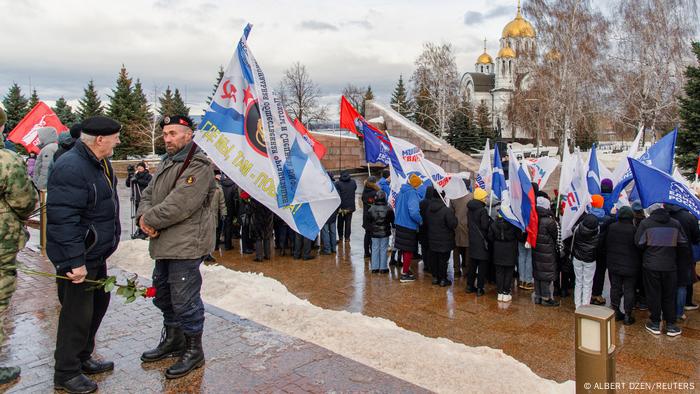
[144,287,157,298]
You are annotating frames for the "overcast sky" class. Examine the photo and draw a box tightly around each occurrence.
[1,0,531,118]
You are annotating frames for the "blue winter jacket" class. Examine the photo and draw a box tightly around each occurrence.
[601,192,614,215]
[47,140,120,271]
[378,177,391,197]
[394,183,422,230]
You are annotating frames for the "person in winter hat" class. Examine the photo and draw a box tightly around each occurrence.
[394,174,423,282]
[605,206,641,325]
[466,188,491,295]
[532,196,561,306]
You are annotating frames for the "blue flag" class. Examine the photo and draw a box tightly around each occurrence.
[492,144,506,200]
[612,128,677,204]
[587,144,601,195]
[628,157,700,219]
[360,121,404,177]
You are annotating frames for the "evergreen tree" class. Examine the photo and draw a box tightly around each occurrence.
[172,88,190,117]
[77,79,104,121]
[53,97,76,126]
[447,99,480,153]
[125,79,153,156]
[390,75,412,118]
[206,66,225,105]
[361,85,374,116]
[475,100,494,142]
[1,83,29,131]
[107,65,134,126]
[678,42,700,173]
[154,86,177,155]
[28,89,40,109]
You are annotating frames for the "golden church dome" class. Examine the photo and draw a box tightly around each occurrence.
[502,1,536,38]
[477,52,493,64]
[498,45,516,58]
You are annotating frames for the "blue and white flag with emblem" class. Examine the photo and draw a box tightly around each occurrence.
[193,24,340,240]
[629,157,700,219]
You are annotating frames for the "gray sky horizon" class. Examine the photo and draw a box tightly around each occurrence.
[1,0,542,120]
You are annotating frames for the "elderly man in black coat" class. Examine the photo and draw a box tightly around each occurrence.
[47,116,122,394]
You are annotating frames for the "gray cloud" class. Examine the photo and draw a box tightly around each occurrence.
[463,5,512,25]
[343,20,373,29]
[300,20,339,31]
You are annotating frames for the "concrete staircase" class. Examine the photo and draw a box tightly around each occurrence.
[364,101,480,174]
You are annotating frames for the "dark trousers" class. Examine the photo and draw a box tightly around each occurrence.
[467,258,488,290]
[214,219,223,250]
[223,215,234,250]
[561,271,575,290]
[610,273,636,314]
[241,225,254,252]
[255,239,271,260]
[433,251,450,281]
[535,279,552,300]
[643,269,677,324]
[423,247,434,275]
[495,265,515,294]
[453,247,468,275]
[152,258,205,335]
[686,284,694,305]
[592,258,607,297]
[337,212,353,240]
[293,233,313,259]
[364,231,372,256]
[54,264,110,382]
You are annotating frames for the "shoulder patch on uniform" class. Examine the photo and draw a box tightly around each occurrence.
[185,175,195,185]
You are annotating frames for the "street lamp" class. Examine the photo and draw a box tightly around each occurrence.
[575,305,617,393]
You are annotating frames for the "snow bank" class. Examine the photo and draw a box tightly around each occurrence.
[112,240,574,393]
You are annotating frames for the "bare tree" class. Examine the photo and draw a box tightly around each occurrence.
[608,0,698,142]
[278,61,328,125]
[511,0,610,150]
[341,84,364,113]
[410,43,460,137]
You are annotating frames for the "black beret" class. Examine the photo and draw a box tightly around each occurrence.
[81,116,121,136]
[69,122,82,139]
[160,115,193,129]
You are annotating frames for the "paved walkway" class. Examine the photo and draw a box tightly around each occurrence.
[0,249,427,393]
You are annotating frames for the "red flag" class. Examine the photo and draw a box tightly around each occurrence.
[696,155,700,176]
[293,118,327,160]
[339,96,363,137]
[8,102,67,154]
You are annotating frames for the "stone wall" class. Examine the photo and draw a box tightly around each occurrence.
[364,101,481,174]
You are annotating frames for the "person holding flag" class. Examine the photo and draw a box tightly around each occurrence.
[466,188,492,296]
[394,174,424,283]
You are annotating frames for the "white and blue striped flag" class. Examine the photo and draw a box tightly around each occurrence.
[194,24,340,240]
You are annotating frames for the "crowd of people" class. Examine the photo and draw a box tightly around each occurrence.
[0,108,698,392]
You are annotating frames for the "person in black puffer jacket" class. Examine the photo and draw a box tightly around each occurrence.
[425,189,458,286]
[361,176,380,258]
[488,214,519,300]
[571,212,599,309]
[335,170,357,242]
[604,206,641,325]
[532,197,560,306]
[367,191,394,273]
[665,204,699,320]
[466,188,491,295]
[419,186,437,277]
[635,204,687,336]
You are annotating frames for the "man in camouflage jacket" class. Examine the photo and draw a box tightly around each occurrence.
[0,106,38,384]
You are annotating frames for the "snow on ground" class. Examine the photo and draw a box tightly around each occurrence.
[112,240,574,393]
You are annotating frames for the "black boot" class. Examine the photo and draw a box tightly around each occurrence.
[165,333,205,379]
[141,326,186,362]
[614,309,625,321]
[623,313,635,326]
[54,374,97,394]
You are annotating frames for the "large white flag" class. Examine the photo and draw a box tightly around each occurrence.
[387,135,469,207]
[560,151,591,240]
[525,156,560,190]
[475,139,491,191]
[194,24,339,240]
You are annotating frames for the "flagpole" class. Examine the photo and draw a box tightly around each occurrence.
[338,125,342,171]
